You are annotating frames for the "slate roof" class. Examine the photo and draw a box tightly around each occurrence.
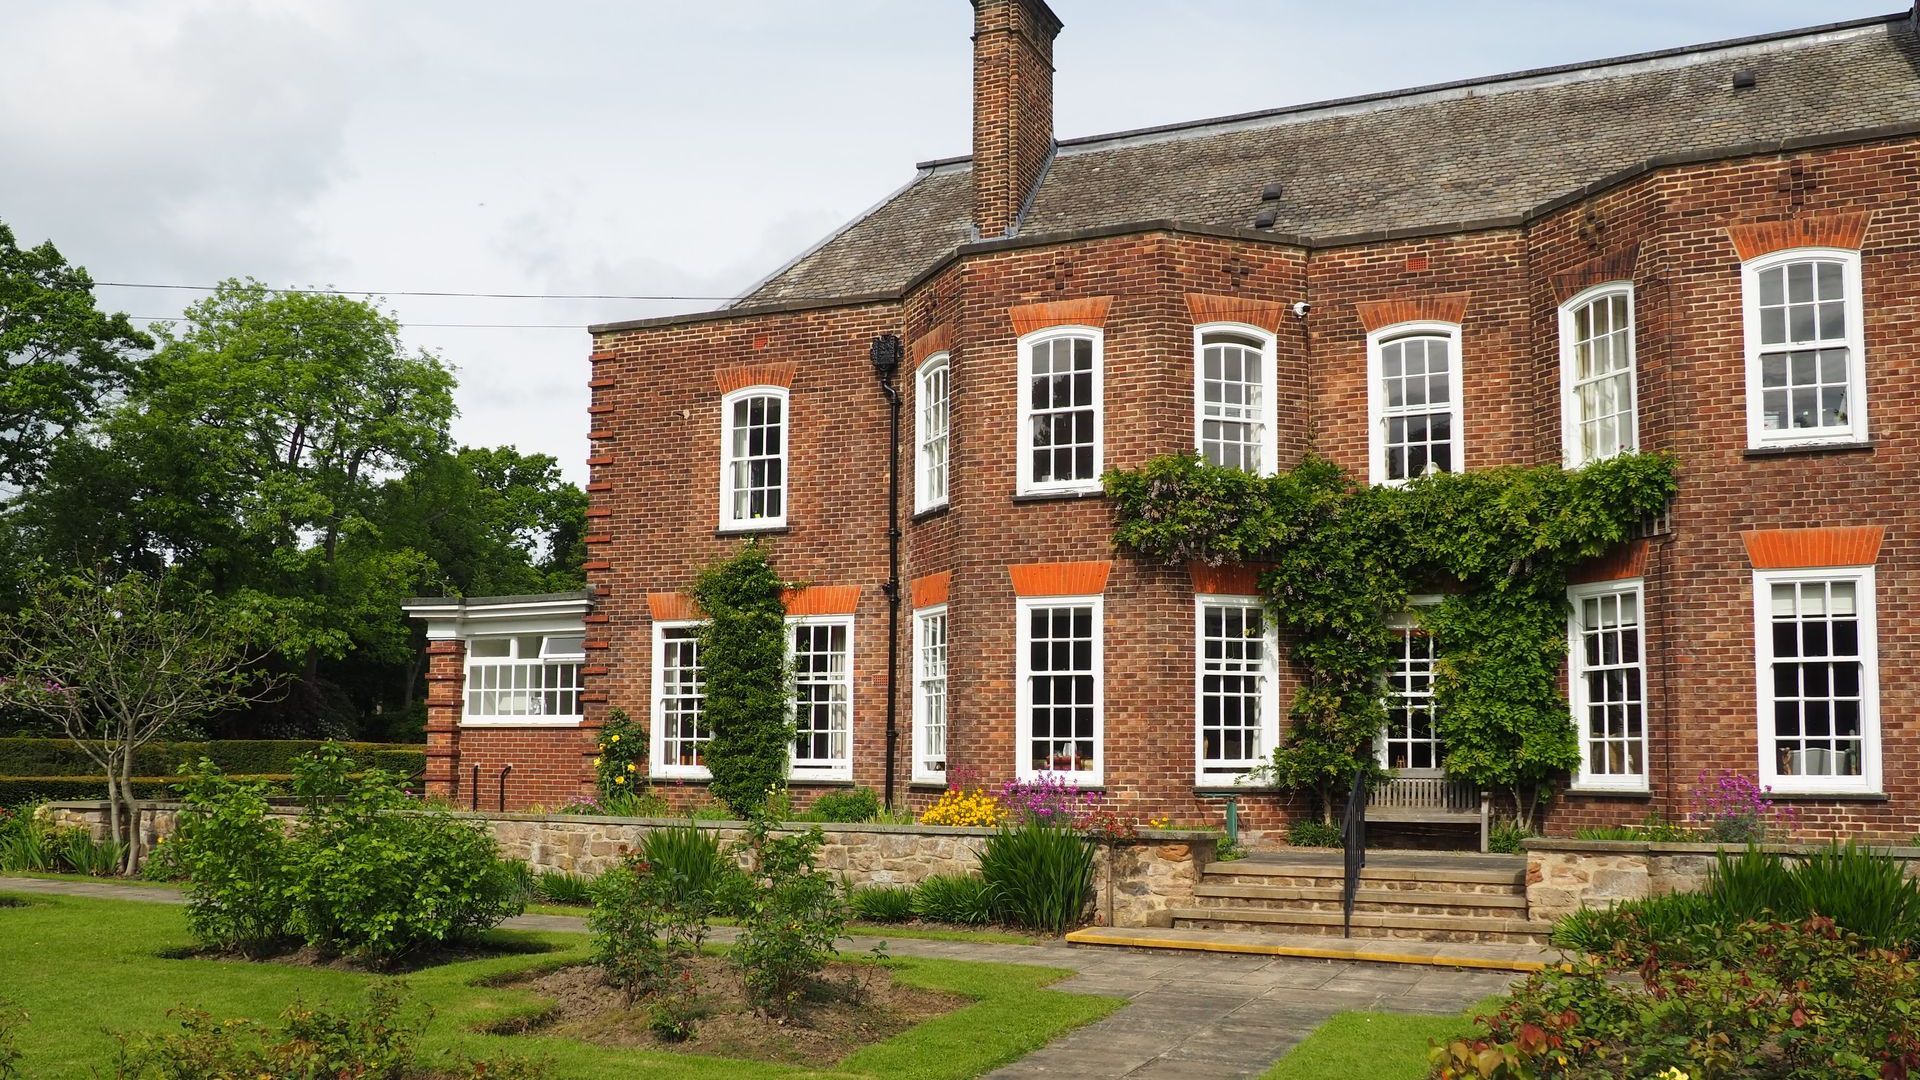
[729,12,1920,311]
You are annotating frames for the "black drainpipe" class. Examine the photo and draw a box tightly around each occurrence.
[869,333,905,810]
[498,764,513,812]
[469,764,479,811]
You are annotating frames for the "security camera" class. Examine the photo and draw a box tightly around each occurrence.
[1290,301,1312,319]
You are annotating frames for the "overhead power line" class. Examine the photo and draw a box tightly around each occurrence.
[94,280,747,302]
[127,314,591,331]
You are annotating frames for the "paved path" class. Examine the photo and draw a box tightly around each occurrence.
[1,876,1519,1078]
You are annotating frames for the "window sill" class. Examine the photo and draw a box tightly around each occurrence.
[911,502,950,524]
[909,779,949,791]
[1011,488,1105,505]
[1759,789,1887,802]
[649,773,711,784]
[459,718,583,728]
[787,775,856,787]
[1567,785,1652,798]
[1195,784,1264,795]
[715,523,791,538]
[1743,439,1874,459]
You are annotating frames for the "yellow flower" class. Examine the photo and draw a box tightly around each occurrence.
[627,763,637,772]
[593,757,602,766]
[613,775,626,785]
[609,734,621,743]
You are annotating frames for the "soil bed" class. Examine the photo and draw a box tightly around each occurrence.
[161,936,554,974]
[490,956,968,1067]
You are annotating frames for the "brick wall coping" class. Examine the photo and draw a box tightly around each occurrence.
[38,801,1217,844]
[1524,837,1920,858]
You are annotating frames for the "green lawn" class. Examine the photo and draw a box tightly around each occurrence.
[1262,1000,1501,1080]
[0,891,1120,1079]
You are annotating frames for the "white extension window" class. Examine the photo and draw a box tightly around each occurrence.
[464,634,585,725]
[916,353,951,512]
[1560,284,1637,466]
[1378,602,1442,773]
[912,605,948,783]
[1743,249,1868,449]
[789,616,853,781]
[1017,328,1103,495]
[1016,596,1103,783]
[1194,326,1277,474]
[1368,323,1462,485]
[649,621,709,779]
[1195,596,1278,784]
[1568,580,1648,791]
[1755,567,1880,794]
[719,386,788,530]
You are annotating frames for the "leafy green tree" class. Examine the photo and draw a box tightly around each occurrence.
[375,445,586,599]
[0,221,150,490]
[693,542,792,816]
[0,571,269,873]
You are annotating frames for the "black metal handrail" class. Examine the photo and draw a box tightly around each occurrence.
[1340,766,1369,939]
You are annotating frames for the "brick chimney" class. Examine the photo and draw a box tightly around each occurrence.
[971,0,1063,239]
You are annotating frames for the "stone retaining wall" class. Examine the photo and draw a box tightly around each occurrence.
[1523,838,1920,923]
[39,802,1214,928]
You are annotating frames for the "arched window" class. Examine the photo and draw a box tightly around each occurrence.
[1743,249,1867,448]
[915,353,950,511]
[1194,326,1277,474]
[1367,323,1462,485]
[718,386,787,530]
[1017,328,1103,495]
[1560,284,1637,465]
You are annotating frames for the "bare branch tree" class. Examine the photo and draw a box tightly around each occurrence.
[0,571,271,874]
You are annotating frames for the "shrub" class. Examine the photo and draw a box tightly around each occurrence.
[1286,819,1342,848]
[807,787,880,823]
[284,745,522,965]
[999,775,1098,826]
[163,763,295,957]
[1688,768,1795,842]
[979,821,1095,933]
[918,773,1007,828]
[1487,818,1533,855]
[56,829,126,877]
[592,709,645,799]
[1442,917,1920,1079]
[693,545,793,817]
[586,854,670,1005]
[729,806,847,1018]
[1571,814,1700,842]
[1790,841,1920,948]
[535,869,593,906]
[0,737,424,782]
[0,805,57,872]
[850,884,916,923]
[911,873,998,926]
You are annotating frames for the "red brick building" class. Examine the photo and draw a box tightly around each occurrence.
[411,1,1920,842]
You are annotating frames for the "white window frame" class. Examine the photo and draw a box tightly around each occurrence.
[787,614,854,782]
[1754,565,1881,795]
[718,385,789,532]
[1193,323,1279,476]
[1367,321,1464,486]
[1559,283,1638,467]
[1742,248,1868,449]
[1016,327,1104,496]
[1194,595,1280,785]
[1015,594,1104,784]
[1376,596,1443,773]
[649,620,709,779]
[915,352,951,513]
[1567,578,1649,793]
[911,604,949,784]
[461,633,586,727]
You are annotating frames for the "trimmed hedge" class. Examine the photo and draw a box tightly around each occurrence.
[0,775,294,804]
[0,739,424,780]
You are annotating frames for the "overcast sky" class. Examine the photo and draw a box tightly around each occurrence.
[1,0,1897,485]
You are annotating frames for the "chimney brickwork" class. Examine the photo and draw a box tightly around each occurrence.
[971,0,1062,239]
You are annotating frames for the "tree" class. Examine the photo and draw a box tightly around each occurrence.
[0,572,268,874]
[0,221,150,491]
[692,543,792,816]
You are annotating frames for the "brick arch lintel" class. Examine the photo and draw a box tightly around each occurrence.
[1188,562,1270,596]
[910,325,951,365]
[1726,211,1873,262]
[1009,560,1111,597]
[1186,293,1288,333]
[1353,292,1472,333]
[1551,243,1642,306]
[1741,526,1885,570]
[1569,540,1650,585]
[714,361,797,395]
[1008,296,1114,338]
[910,571,951,609]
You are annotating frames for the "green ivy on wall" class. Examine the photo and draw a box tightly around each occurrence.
[692,541,793,817]
[1105,452,1678,827]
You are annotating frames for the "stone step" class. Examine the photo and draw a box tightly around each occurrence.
[1211,860,1526,887]
[1192,882,1529,916]
[1168,905,1551,946]
[1065,924,1564,973]
[1206,868,1525,896]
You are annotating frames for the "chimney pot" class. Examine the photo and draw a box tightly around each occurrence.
[971,0,1063,240]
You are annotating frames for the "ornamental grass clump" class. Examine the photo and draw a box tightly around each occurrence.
[911,873,999,926]
[850,884,917,923]
[979,821,1096,934]
[638,822,738,912]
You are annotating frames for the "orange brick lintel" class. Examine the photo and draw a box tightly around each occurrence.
[1009,560,1111,597]
[1008,296,1114,337]
[910,324,951,364]
[782,585,861,616]
[1186,293,1288,333]
[647,592,701,622]
[1569,540,1650,585]
[1353,292,1472,333]
[1741,526,1885,570]
[1726,211,1872,261]
[1188,562,1269,596]
[911,571,951,609]
[714,360,798,394]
